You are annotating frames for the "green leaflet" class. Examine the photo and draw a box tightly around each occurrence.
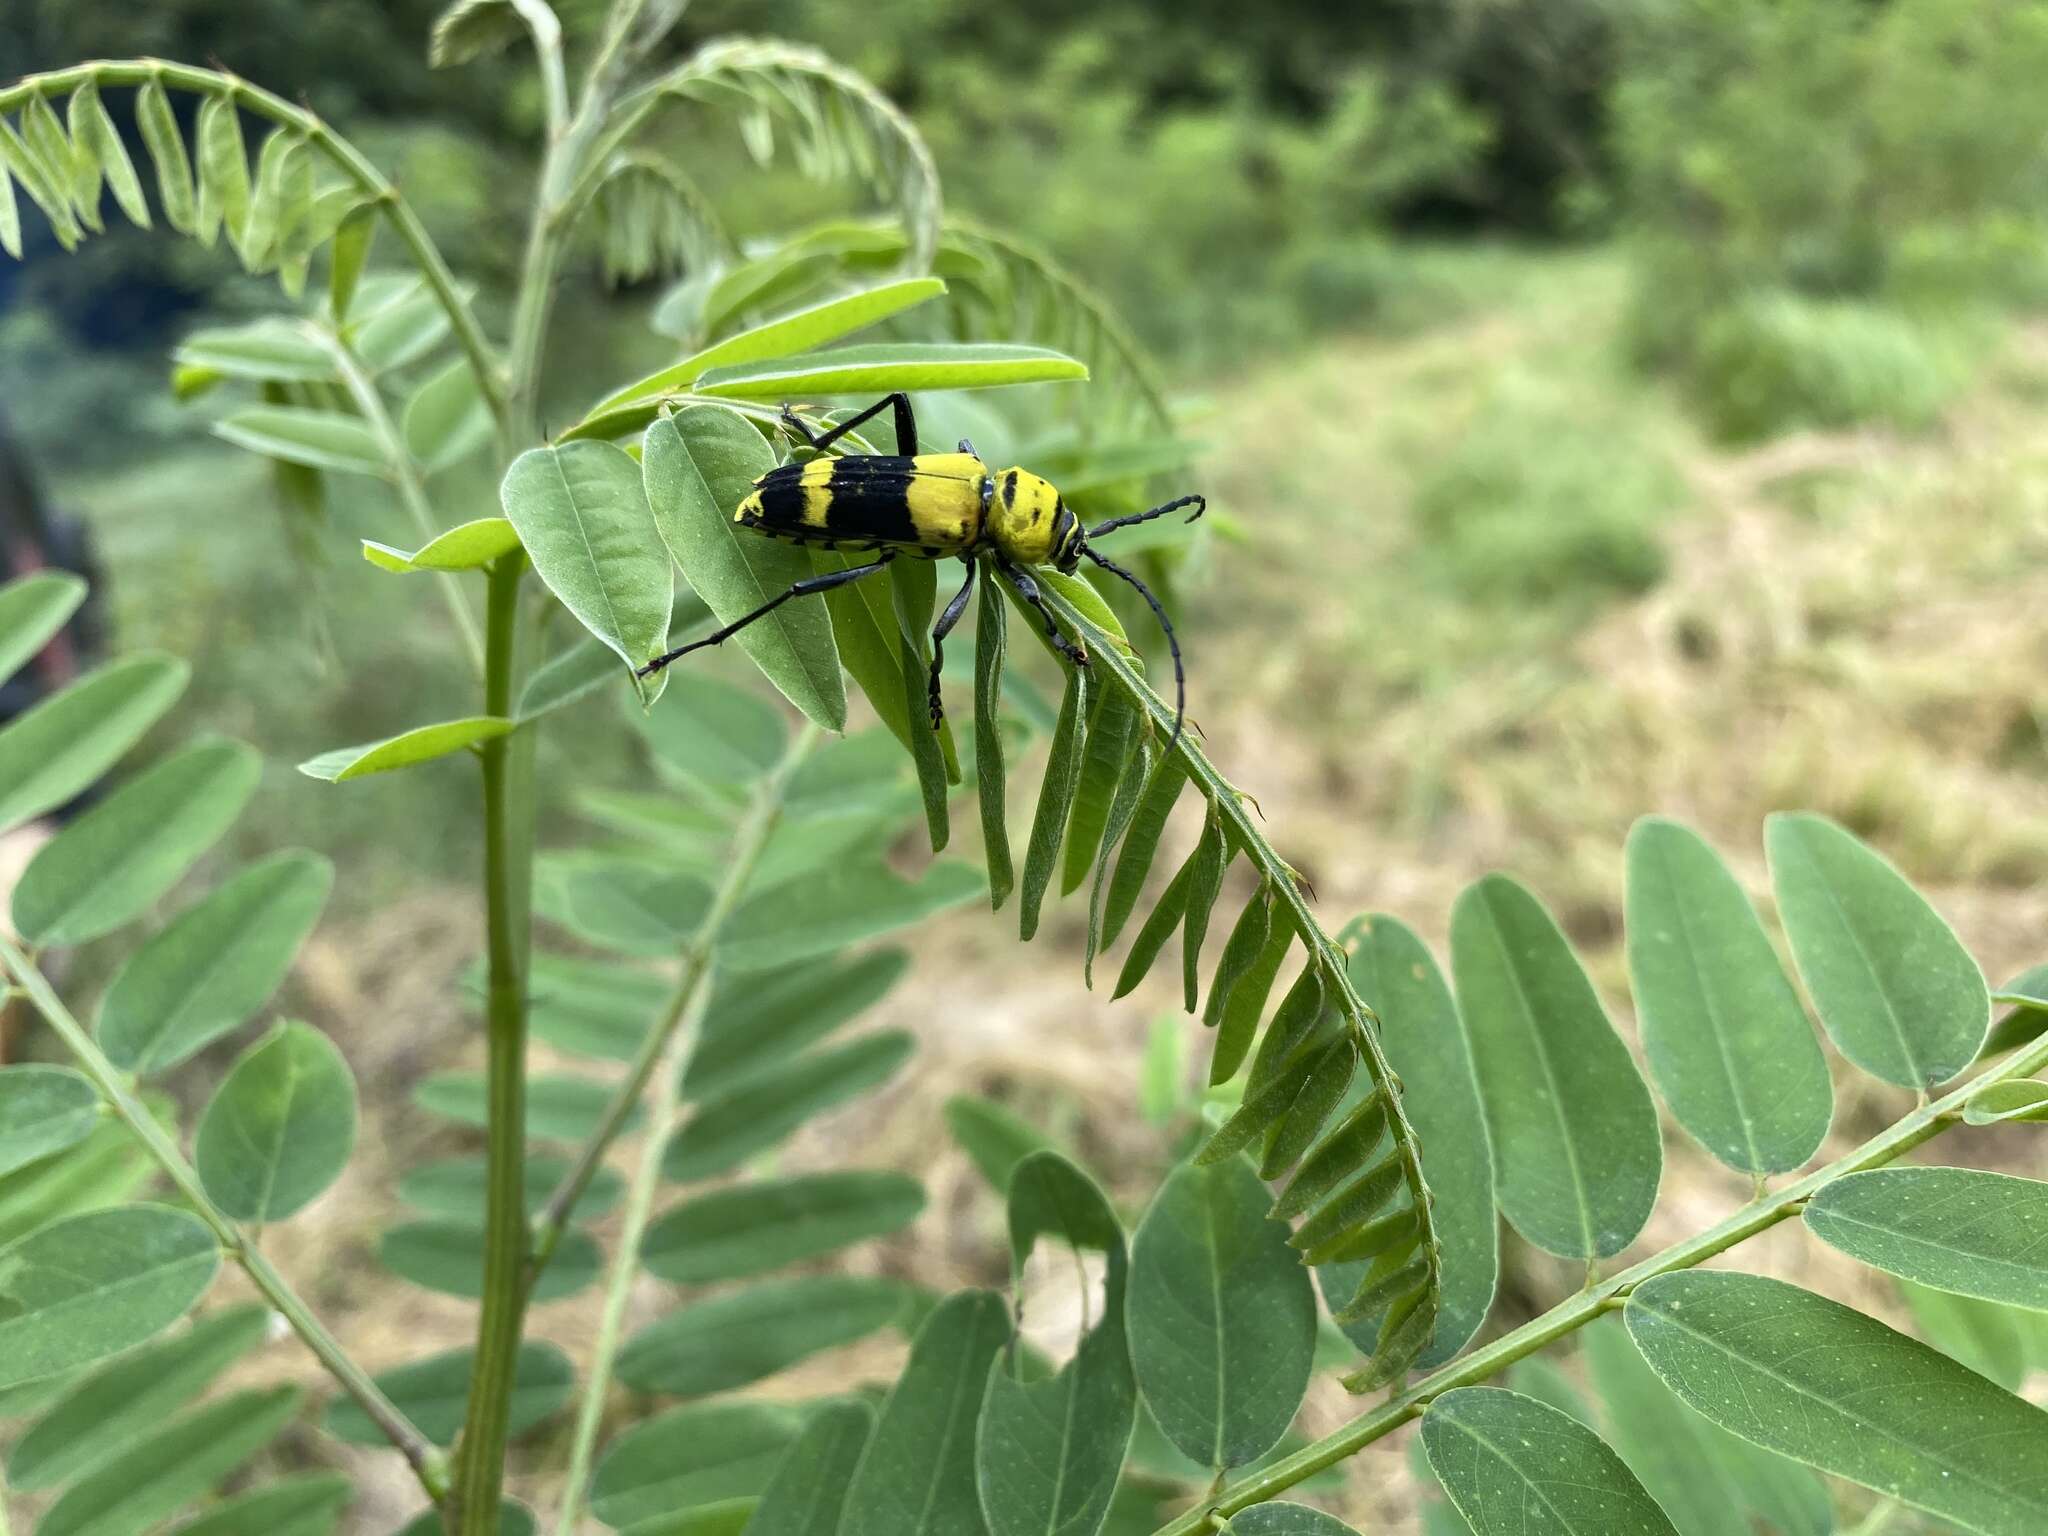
[1625,817,1833,1173]
[643,405,846,729]
[193,92,251,256]
[413,1070,634,1144]
[664,1031,915,1180]
[401,362,493,472]
[943,1094,1062,1194]
[1084,740,1155,985]
[1127,1157,1314,1470]
[194,1022,357,1222]
[687,948,909,1099]
[12,736,260,947]
[718,860,983,970]
[641,1171,925,1284]
[96,851,334,1076]
[162,1475,350,1536]
[1019,665,1089,941]
[1211,898,1294,1086]
[0,1067,99,1180]
[1422,1388,1678,1536]
[695,341,1087,400]
[135,79,195,233]
[1232,1507,1363,1535]
[975,577,1015,908]
[1060,685,1141,897]
[0,570,86,686]
[892,559,953,850]
[1804,1166,2048,1311]
[298,716,515,781]
[1180,806,1229,1012]
[363,517,522,574]
[740,1399,874,1536]
[1452,873,1661,1262]
[1767,813,1989,1088]
[1100,753,1188,950]
[398,1153,623,1225]
[1628,1270,2048,1533]
[591,1401,803,1528]
[380,1218,599,1302]
[840,1289,1009,1536]
[617,1275,911,1396]
[1111,852,1195,1000]
[977,1152,1137,1536]
[213,406,384,476]
[0,652,189,835]
[323,1341,572,1447]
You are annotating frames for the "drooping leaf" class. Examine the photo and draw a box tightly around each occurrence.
[194,1022,357,1222]
[163,1475,351,1536]
[591,1401,804,1528]
[1452,874,1661,1261]
[297,716,515,781]
[1422,1387,1679,1536]
[890,558,955,849]
[978,1152,1137,1536]
[136,79,195,234]
[379,1218,599,1302]
[1179,806,1228,1012]
[519,953,667,1063]
[412,1070,635,1145]
[696,342,1087,402]
[0,653,188,834]
[1767,813,1989,1087]
[193,92,251,254]
[1625,818,1832,1173]
[213,407,384,476]
[618,1275,910,1396]
[943,1094,1061,1194]
[642,405,845,729]
[1327,914,1496,1368]
[7,1304,267,1491]
[0,1067,99,1180]
[974,580,1015,908]
[398,1152,623,1224]
[1061,688,1140,898]
[1019,666,1088,941]
[361,518,521,574]
[0,1204,219,1391]
[841,1289,1009,1536]
[1100,755,1188,952]
[1110,855,1195,1000]
[501,440,672,683]
[641,1171,925,1284]
[173,318,336,385]
[1627,1269,2048,1532]
[1210,898,1294,1085]
[70,80,147,231]
[97,851,334,1076]
[0,570,85,688]
[1127,1156,1315,1470]
[664,1031,914,1181]
[741,1399,874,1536]
[38,1386,301,1536]
[12,736,260,947]
[323,1341,572,1447]
[718,860,983,971]
[686,948,908,1099]
[1804,1166,2048,1312]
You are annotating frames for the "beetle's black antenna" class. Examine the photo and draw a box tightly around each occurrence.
[1087,493,1205,541]
[1083,547,1186,749]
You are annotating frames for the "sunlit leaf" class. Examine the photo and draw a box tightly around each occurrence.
[213,407,384,476]
[0,571,85,689]
[1963,1079,2048,1125]
[298,716,515,781]
[361,518,521,574]
[696,342,1087,402]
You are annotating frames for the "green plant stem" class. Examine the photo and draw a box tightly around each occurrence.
[506,0,569,140]
[526,722,820,1281]
[551,983,707,1536]
[452,552,535,1536]
[0,930,447,1498]
[0,60,505,428]
[316,326,485,674]
[1148,1026,2048,1534]
[1037,585,1443,1374]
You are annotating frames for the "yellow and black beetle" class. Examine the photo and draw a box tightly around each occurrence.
[637,392,1205,742]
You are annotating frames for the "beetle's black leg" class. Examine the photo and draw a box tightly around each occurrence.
[996,558,1088,669]
[926,558,979,727]
[779,392,919,456]
[636,551,899,677]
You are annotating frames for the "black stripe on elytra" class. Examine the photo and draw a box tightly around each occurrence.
[752,474,809,529]
[824,460,921,543]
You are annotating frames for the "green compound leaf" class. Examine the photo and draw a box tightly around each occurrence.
[642,405,845,730]
[740,1399,874,1536]
[398,1152,623,1224]
[1231,1507,1363,1535]
[637,670,787,798]
[1422,1387,1678,1536]
[136,80,195,235]
[413,1070,636,1145]
[592,1401,803,1528]
[0,1205,219,1390]
[194,1022,357,1222]
[1019,665,1088,942]
[974,585,1014,909]
[718,859,983,971]
[978,1151,1137,1536]
[213,406,384,476]
[1452,873,1661,1261]
[501,440,672,684]
[0,1112,156,1251]
[0,1066,99,1179]
[617,1275,911,1397]
[1805,1166,2048,1311]
[663,1031,914,1181]
[686,948,909,1099]
[1625,817,1832,1174]
[0,652,188,834]
[943,1093,1061,1195]
[1327,914,1496,1369]
[163,1474,351,1536]
[0,570,85,687]
[362,517,521,574]
[1627,1269,2048,1533]
[1127,1156,1314,1471]
[39,1386,300,1536]
[1767,812,1989,1088]
[534,853,710,957]
[841,1288,1009,1536]
[12,736,260,947]
[323,1340,572,1447]
[641,1171,925,1284]
[7,1304,267,1491]
[402,358,492,472]
[172,318,335,386]
[297,715,515,781]
[696,342,1087,401]
[379,1218,599,1302]
[97,850,334,1076]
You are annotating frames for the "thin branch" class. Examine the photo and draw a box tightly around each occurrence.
[506,0,569,141]
[0,930,448,1499]
[1146,1024,2048,1533]
[0,60,506,429]
[525,721,820,1281]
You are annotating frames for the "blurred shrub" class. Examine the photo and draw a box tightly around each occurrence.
[1412,369,1676,605]
[1614,0,2048,438]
